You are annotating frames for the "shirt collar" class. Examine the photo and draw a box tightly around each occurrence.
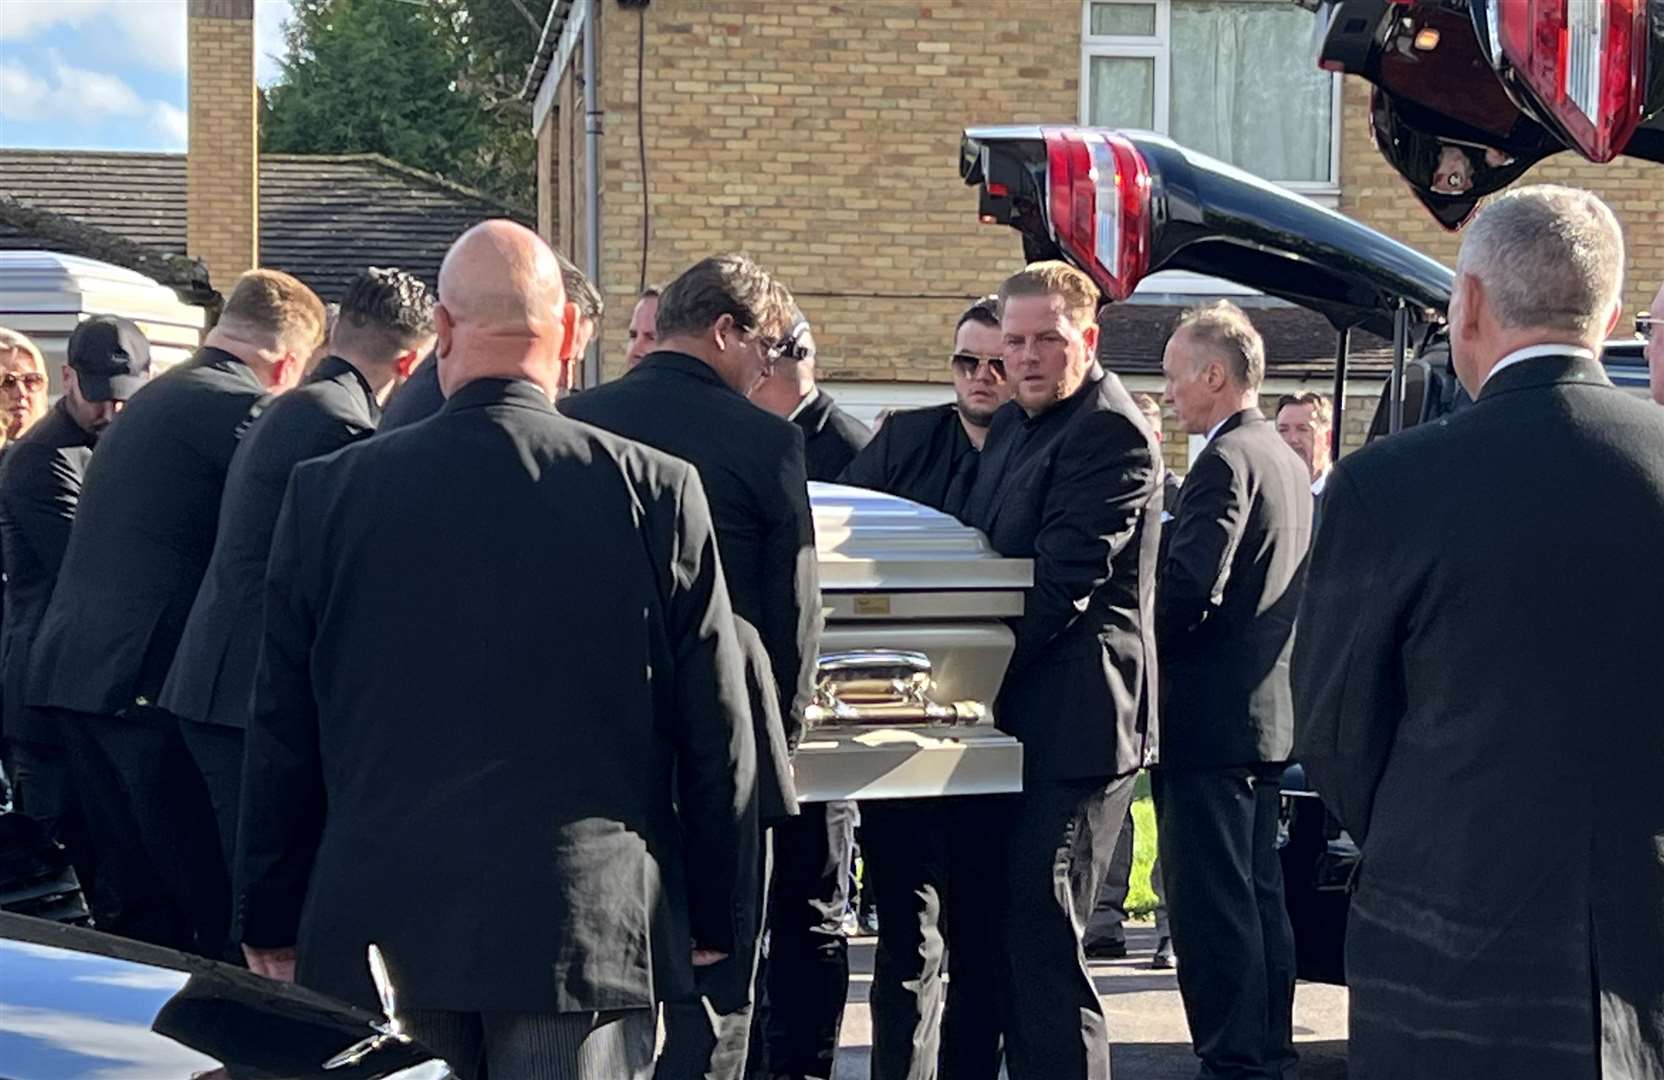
[1312,467,1330,496]
[1482,343,1596,390]
[1206,415,1230,443]
[787,386,821,422]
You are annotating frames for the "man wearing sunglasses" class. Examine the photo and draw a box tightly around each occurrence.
[749,306,871,482]
[832,293,1012,1080]
[839,295,1010,512]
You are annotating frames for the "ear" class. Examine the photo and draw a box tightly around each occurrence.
[434,304,457,358]
[272,352,301,390]
[1081,322,1100,356]
[1600,297,1623,340]
[557,300,579,362]
[393,348,422,380]
[712,312,736,352]
[1454,271,1485,337]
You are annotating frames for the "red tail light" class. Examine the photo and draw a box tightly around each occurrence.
[1042,129,1152,302]
[1494,0,1649,162]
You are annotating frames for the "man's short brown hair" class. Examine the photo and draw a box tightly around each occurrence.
[1275,391,1333,430]
[218,269,328,357]
[1173,300,1265,390]
[655,254,794,342]
[997,260,1101,329]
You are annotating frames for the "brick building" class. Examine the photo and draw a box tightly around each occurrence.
[524,0,1664,466]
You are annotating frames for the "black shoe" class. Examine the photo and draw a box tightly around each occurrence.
[1150,935,1174,969]
[1084,937,1128,959]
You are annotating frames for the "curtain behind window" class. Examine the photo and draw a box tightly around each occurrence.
[1169,0,1333,183]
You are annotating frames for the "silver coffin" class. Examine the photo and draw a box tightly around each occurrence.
[792,483,1033,801]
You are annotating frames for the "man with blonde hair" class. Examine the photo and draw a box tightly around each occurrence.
[954,260,1163,1079]
[27,268,322,957]
[236,222,755,1080]
[1295,185,1664,1078]
[1157,299,1311,1079]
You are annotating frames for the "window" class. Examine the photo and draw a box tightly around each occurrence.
[1080,0,1341,192]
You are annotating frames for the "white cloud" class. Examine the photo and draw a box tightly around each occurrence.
[0,54,184,148]
[154,101,189,146]
[257,0,295,86]
[0,1,185,72]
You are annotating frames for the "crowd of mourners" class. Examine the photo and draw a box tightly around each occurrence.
[0,181,1661,1080]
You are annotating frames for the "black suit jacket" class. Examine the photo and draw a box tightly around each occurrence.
[561,351,817,822]
[1156,409,1312,770]
[794,390,871,482]
[161,358,382,729]
[378,352,441,431]
[1293,355,1664,1075]
[0,401,94,746]
[236,378,757,1015]
[958,366,1162,782]
[28,348,268,717]
[837,402,974,512]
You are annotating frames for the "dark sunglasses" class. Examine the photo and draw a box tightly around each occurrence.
[1638,312,1657,340]
[950,351,1006,379]
[0,372,46,393]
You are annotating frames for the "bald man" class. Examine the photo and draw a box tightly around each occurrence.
[235,221,759,1080]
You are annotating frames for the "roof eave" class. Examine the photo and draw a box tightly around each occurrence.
[520,0,577,104]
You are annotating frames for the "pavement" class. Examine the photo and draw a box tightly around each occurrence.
[832,924,1350,1079]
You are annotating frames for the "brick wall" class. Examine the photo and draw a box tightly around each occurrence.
[1339,77,1664,318]
[591,0,1076,382]
[186,0,257,289]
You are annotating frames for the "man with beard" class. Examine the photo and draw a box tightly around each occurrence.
[0,316,152,932]
[162,268,435,880]
[835,294,1013,1079]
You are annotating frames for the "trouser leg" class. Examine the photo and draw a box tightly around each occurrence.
[1157,766,1293,1080]
[404,1010,485,1080]
[1251,771,1297,1079]
[658,831,772,1080]
[938,794,1009,1080]
[1151,853,1170,940]
[861,798,948,1080]
[177,719,244,879]
[1001,775,1135,1080]
[8,737,99,909]
[764,800,853,1079]
[59,710,195,948]
[485,1009,657,1080]
[1083,804,1135,950]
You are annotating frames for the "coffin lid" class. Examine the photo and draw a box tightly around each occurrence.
[811,482,1033,592]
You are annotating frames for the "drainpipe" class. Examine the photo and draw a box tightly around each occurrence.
[583,0,603,389]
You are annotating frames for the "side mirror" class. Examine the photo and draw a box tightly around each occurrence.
[1368,88,1543,230]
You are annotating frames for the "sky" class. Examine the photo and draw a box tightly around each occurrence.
[0,0,293,153]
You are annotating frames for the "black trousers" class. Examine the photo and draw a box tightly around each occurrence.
[177,720,244,877]
[860,794,1010,1080]
[59,708,231,958]
[999,774,1136,1080]
[658,829,773,1080]
[1155,766,1297,1080]
[7,735,105,918]
[763,799,854,1080]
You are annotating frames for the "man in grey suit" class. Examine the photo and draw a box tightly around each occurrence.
[236,222,758,1080]
[1156,301,1312,1080]
[1295,186,1664,1078]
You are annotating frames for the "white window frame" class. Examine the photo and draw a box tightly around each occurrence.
[1078,0,1342,199]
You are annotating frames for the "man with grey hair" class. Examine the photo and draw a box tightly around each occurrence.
[1294,184,1664,1078]
[1158,299,1312,1079]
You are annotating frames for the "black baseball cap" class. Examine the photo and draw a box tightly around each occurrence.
[68,316,152,402]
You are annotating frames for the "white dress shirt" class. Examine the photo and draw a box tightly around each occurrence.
[1312,467,1330,497]
[1481,343,1595,390]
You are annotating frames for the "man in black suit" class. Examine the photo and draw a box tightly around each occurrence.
[1296,186,1664,1078]
[834,293,1012,1080]
[236,221,757,1080]
[162,268,435,879]
[1083,391,1177,970]
[382,252,599,428]
[1155,301,1311,1080]
[955,261,1162,1080]
[26,270,324,956]
[750,307,871,481]
[560,253,815,1080]
[0,316,152,933]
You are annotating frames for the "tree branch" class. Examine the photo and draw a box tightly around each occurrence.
[508,0,541,32]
